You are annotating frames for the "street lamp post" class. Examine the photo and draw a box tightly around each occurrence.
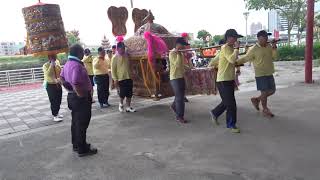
[243,12,250,44]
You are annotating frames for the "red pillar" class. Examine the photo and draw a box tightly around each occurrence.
[305,0,315,83]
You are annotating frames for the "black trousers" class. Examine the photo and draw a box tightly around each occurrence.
[94,74,110,104]
[170,78,186,118]
[46,84,62,116]
[212,81,237,128]
[67,93,92,153]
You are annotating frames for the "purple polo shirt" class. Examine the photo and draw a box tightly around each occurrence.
[60,58,92,93]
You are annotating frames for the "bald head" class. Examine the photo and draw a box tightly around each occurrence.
[69,44,84,60]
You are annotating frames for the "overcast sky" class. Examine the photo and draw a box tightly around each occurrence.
[0,0,318,45]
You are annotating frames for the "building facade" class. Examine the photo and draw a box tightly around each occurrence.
[250,22,263,35]
[0,42,24,56]
[268,10,298,33]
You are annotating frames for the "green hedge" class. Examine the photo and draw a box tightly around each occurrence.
[0,53,68,71]
[277,42,320,61]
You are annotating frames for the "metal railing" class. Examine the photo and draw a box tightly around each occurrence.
[0,67,44,87]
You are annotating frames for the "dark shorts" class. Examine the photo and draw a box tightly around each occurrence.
[256,75,276,91]
[88,75,94,86]
[119,79,133,98]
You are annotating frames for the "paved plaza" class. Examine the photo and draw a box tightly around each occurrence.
[0,62,319,180]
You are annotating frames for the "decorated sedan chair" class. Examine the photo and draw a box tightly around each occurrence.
[107,7,217,100]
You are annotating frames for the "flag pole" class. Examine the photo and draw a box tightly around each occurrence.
[130,0,133,8]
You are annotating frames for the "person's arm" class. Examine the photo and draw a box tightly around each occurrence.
[42,62,54,76]
[71,68,87,97]
[224,48,239,64]
[106,58,111,72]
[111,56,118,87]
[208,53,219,68]
[187,58,194,69]
[237,47,255,65]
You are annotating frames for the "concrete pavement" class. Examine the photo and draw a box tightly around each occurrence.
[0,82,319,180]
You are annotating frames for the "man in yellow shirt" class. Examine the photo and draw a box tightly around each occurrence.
[237,30,278,117]
[210,29,241,133]
[42,54,63,122]
[169,37,189,124]
[106,49,113,90]
[93,47,111,108]
[111,41,136,113]
[82,49,95,103]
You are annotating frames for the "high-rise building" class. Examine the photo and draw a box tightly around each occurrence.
[316,2,320,12]
[250,22,263,35]
[268,10,298,32]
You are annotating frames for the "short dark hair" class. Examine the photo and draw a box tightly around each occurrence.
[218,39,225,45]
[84,48,90,54]
[117,42,125,49]
[112,45,116,49]
[69,44,84,57]
[257,30,272,38]
[98,47,105,53]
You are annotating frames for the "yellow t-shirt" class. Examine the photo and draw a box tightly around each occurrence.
[42,60,61,84]
[169,50,185,80]
[237,43,278,77]
[82,55,94,75]
[93,57,110,75]
[216,45,239,82]
[111,54,131,81]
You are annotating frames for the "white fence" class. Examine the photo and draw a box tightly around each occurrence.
[0,67,44,87]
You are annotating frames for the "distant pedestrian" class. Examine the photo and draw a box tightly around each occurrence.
[60,44,97,157]
[111,40,136,113]
[42,54,63,122]
[111,45,116,55]
[93,47,111,108]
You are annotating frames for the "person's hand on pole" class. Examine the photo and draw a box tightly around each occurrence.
[271,39,277,49]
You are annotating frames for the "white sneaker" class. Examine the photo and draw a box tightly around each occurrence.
[126,107,136,113]
[53,116,63,122]
[119,104,124,112]
[58,114,63,118]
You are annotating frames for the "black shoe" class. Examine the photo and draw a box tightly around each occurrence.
[184,97,189,102]
[210,110,219,125]
[104,103,111,107]
[78,147,98,157]
[73,146,78,152]
[100,103,108,109]
[73,143,91,152]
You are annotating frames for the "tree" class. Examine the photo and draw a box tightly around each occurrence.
[296,7,307,46]
[66,30,81,46]
[244,0,319,46]
[315,12,320,41]
[197,30,211,42]
[212,35,224,44]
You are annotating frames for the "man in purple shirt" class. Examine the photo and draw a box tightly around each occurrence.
[60,44,98,157]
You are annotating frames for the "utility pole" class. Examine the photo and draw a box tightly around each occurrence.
[305,0,315,83]
[243,12,250,44]
[130,0,133,8]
